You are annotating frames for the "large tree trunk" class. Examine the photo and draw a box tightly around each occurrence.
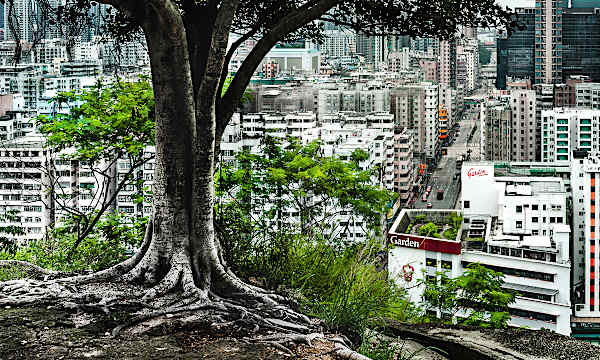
[120,0,245,299]
[125,2,196,288]
[0,0,312,339]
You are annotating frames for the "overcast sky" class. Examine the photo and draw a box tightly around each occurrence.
[496,0,535,9]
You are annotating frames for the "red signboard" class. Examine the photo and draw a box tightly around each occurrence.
[387,233,461,255]
[466,168,489,179]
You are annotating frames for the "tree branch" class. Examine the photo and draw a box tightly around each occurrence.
[194,0,241,118]
[217,24,261,99]
[217,0,338,146]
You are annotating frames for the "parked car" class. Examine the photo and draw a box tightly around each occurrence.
[426,203,433,208]
[422,194,427,202]
[426,186,432,193]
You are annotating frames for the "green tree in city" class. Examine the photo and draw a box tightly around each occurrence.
[216,136,395,277]
[0,210,26,254]
[1,0,517,345]
[421,263,516,328]
[418,222,440,238]
[36,77,155,255]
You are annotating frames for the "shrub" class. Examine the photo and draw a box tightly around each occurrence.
[418,222,439,238]
[0,212,146,272]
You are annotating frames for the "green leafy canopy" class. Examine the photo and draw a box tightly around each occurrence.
[216,135,396,241]
[36,76,155,163]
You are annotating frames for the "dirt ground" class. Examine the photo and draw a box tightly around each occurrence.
[0,306,339,360]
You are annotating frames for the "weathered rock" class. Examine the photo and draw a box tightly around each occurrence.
[382,320,600,360]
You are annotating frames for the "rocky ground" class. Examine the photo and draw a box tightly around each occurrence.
[0,306,341,360]
[3,306,600,360]
[384,321,600,360]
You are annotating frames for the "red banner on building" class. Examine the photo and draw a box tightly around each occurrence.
[387,233,461,255]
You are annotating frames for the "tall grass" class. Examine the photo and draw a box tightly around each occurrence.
[228,234,418,342]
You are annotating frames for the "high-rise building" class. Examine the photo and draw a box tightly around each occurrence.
[439,40,457,89]
[321,29,355,58]
[496,8,535,89]
[3,0,64,42]
[535,0,568,85]
[562,7,600,83]
[572,152,600,322]
[510,90,537,161]
[356,33,387,68]
[499,5,600,87]
[457,40,480,92]
[571,0,600,8]
[484,100,512,161]
[541,108,600,164]
[4,0,38,42]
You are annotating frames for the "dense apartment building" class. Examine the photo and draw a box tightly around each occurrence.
[576,82,600,110]
[387,49,411,73]
[484,100,512,161]
[356,33,387,69]
[245,84,317,114]
[509,90,537,161]
[541,108,600,164]
[316,83,390,115]
[390,83,439,160]
[457,40,479,92]
[439,40,456,89]
[393,129,414,202]
[419,60,439,83]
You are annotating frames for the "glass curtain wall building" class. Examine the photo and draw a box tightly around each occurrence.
[562,7,600,82]
[497,8,535,89]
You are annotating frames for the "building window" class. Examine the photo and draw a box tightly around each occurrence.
[557,217,562,223]
[441,260,452,270]
[516,221,523,229]
[516,205,523,213]
[426,258,437,267]
[550,217,555,223]
[464,200,470,208]
[532,204,538,210]
[532,217,538,223]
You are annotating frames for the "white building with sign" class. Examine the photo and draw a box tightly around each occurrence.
[388,162,572,335]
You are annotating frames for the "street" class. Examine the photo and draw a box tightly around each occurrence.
[446,107,482,161]
[411,105,484,210]
[412,156,459,210]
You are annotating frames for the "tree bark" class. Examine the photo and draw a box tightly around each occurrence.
[125,0,196,286]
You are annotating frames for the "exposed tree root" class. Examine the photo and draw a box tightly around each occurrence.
[0,219,324,354]
[333,343,373,360]
[0,260,73,280]
[63,219,155,285]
